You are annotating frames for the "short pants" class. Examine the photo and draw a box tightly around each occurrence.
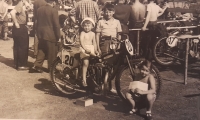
[80,45,95,59]
[0,15,8,33]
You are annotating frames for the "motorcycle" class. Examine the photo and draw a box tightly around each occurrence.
[50,15,162,103]
[153,23,200,66]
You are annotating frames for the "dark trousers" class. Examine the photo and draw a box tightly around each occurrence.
[34,34,39,56]
[12,24,29,68]
[34,39,58,69]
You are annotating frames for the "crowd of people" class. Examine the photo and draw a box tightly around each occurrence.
[3,0,171,120]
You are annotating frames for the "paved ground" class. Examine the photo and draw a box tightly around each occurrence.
[0,37,200,120]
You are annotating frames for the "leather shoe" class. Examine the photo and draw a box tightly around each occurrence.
[29,67,43,73]
[17,66,29,71]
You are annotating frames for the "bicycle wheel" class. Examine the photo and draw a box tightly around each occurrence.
[115,60,162,103]
[50,58,77,95]
[153,37,177,66]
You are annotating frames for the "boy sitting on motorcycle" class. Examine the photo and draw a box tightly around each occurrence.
[80,17,99,87]
[96,3,122,93]
[125,62,156,120]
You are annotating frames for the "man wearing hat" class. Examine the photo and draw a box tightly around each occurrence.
[30,0,60,73]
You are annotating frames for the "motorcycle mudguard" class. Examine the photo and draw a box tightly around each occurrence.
[57,47,81,69]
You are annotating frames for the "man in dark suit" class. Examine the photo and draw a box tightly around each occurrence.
[31,0,60,73]
[33,0,47,57]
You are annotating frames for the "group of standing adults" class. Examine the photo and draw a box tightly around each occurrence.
[10,0,168,72]
[10,0,60,72]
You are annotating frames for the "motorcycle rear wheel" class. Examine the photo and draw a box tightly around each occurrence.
[50,58,77,95]
[115,60,162,103]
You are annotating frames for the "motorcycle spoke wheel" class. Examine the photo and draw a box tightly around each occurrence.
[153,37,176,66]
[50,58,76,95]
[115,61,162,103]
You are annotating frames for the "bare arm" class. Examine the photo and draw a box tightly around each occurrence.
[96,32,101,52]
[92,33,98,52]
[142,11,150,29]
[158,4,168,17]
[2,6,8,19]
[10,9,20,28]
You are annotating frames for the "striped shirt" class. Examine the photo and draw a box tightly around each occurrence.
[75,0,100,23]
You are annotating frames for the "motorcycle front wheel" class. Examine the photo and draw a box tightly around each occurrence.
[50,58,77,95]
[115,60,162,103]
[153,37,177,66]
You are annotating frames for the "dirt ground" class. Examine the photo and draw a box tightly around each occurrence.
[0,37,200,120]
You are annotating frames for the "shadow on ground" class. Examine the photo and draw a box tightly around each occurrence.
[0,55,33,69]
[34,78,147,119]
[155,61,200,82]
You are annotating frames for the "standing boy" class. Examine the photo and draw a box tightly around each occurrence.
[96,3,122,93]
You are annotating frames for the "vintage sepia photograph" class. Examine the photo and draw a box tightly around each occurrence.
[0,0,200,119]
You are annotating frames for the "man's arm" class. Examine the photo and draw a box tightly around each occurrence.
[142,11,150,30]
[10,9,20,28]
[158,4,168,17]
[52,9,61,41]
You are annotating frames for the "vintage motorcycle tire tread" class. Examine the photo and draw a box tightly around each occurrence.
[115,60,162,104]
[153,37,176,66]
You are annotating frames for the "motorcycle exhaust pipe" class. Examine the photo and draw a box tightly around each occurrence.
[54,80,86,93]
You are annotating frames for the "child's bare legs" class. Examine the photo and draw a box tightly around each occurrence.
[82,58,89,87]
[146,93,155,111]
[146,93,156,119]
[126,92,137,113]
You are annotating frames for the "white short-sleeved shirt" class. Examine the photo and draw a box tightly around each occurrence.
[147,3,162,22]
[96,18,122,37]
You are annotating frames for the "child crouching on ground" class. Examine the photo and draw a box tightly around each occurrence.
[80,18,98,87]
[126,62,156,120]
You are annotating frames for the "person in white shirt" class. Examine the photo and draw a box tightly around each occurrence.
[141,0,168,69]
